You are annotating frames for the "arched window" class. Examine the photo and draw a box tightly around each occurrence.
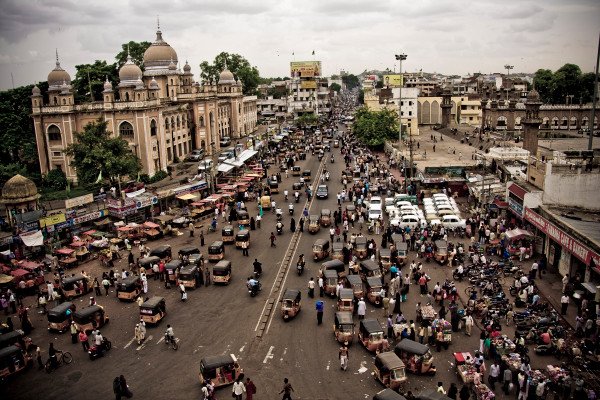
[125,92,130,101]
[119,121,134,138]
[150,120,157,136]
[199,116,205,127]
[171,117,175,131]
[48,125,61,141]
[177,116,181,128]
[165,118,170,131]
[582,117,589,127]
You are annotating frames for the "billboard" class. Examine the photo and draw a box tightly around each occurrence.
[300,80,318,89]
[383,74,403,87]
[290,61,322,78]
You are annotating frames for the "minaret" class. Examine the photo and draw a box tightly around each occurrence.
[522,88,543,156]
[441,87,452,128]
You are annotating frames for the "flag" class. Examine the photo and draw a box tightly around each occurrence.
[312,50,315,55]
[94,170,103,184]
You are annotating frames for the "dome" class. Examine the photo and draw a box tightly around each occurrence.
[168,59,177,70]
[183,61,191,72]
[135,76,144,89]
[119,54,143,83]
[103,77,113,92]
[218,65,235,85]
[143,29,178,70]
[149,77,159,89]
[48,60,71,88]
[1,174,40,204]
[527,88,540,102]
[32,85,41,96]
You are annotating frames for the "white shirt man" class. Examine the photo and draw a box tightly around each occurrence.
[94,331,104,346]
[357,299,366,318]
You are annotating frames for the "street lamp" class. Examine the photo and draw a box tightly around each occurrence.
[504,64,514,103]
[566,95,574,131]
[395,53,407,149]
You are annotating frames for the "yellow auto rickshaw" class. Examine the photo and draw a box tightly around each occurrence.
[345,274,365,300]
[323,270,339,297]
[222,225,235,244]
[199,354,243,388]
[302,170,311,182]
[379,249,392,271]
[281,289,302,321]
[312,239,330,261]
[333,311,355,344]
[435,240,448,265]
[235,230,250,249]
[308,215,320,234]
[292,166,301,176]
[332,242,345,263]
[396,242,408,266]
[373,352,407,391]
[354,236,368,259]
[73,304,109,333]
[237,210,250,227]
[359,319,389,353]
[60,274,92,300]
[47,301,76,332]
[394,339,437,375]
[323,259,346,278]
[208,241,225,262]
[366,276,384,306]
[320,209,331,227]
[360,260,382,281]
[260,195,271,210]
[139,296,166,325]
[337,288,355,312]
[116,276,142,301]
[165,260,181,285]
[268,179,279,194]
[178,265,200,289]
[212,260,232,284]
[0,346,31,380]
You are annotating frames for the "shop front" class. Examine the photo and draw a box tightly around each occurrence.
[507,183,525,220]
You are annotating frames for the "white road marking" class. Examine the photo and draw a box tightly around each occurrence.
[263,345,275,364]
[136,335,153,351]
[123,337,136,349]
[326,360,331,371]
[239,343,246,353]
[156,336,164,344]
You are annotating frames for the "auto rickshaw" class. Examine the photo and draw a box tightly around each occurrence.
[337,289,355,312]
[60,274,91,300]
[165,260,181,285]
[221,225,235,244]
[345,274,365,300]
[360,260,381,281]
[178,265,200,289]
[323,259,346,278]
[374,352,407,392]
[302,170,311,182]
[268,179,279,194]
[235,230,250,249]
[139,296,166,325]
[199,354,243,388]
[346,204,356,220]
[355,236,368,259]
[379,249,392,271]
[138,255,160,277]
[323,269,339,297]
[208,241,225,262]
[313,239,330,261]
[0,345,31,380]
[0,330,33,352]
[320,209,331,227]
[331,242,345,263]
[212,260,232,284]
[308,215,320,234]
[237,210,250,227]
[179,246,200,260]
[47,302,76,332]
[260,195,271,210]
[366,276,384,306]
[116,276,142,301]
[394,339,437,375]
[416,390,452,400]
[358,319,389,353]
[292,166,301,176]
[434,240,448,265]
[150,245,172,260]
[333,311,355,343]
[281,288,301,320]
[374,388,408,400]
[73,305,109,333]
[396,242,408,266]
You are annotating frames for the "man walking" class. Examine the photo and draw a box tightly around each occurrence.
[279,378,294,400]
[357,298,366,320]
[241,240,249,256]
[560,294,569,315]
[316,300,324,325]
[270,232,276,247]
[308,278,315,298]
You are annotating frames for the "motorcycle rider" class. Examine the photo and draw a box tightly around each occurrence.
[284,190,289,201]
[294,191,300,203]
[276,220,283,234]
[165,325,175,343]
[289,203,294,215]
[253,259,262,277]
[456,264,464,280]
[247,276,260,295]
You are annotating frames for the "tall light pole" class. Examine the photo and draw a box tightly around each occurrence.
[395,53,407,149]
[504,64,514,103]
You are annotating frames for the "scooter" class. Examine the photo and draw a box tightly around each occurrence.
[276,222,283,235]
[294,192,300,203]
[247,281,262,297]
[289,205,294,215]
[88,337,112,360]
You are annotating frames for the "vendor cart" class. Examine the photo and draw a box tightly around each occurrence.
[432,318,452,348]
[473,383,495,400]
[420,305,437,326]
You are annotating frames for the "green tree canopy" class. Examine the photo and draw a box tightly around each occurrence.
[65,119,141,185]
[352,107,399,148]
[116,41,151,69]
[533,64,598,104]
[295,113,318,128]
[73,60,119,102]
[199,52,261,95]
[342,74,360,90]
[330,83,341,92]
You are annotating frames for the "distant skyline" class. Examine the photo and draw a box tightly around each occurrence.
[0,0,599,90]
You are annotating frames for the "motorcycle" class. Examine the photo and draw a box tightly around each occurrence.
[325,172,330,181]
[289,204,294,215]
[330,156,334,163]
[452,267,465,281]
[276,222,283,235]
[294,192,300,203]
[88,337,112,360]
[247,281,262,297]
[297,260,305,275]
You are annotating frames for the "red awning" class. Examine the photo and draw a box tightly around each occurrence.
[10,269,29,277]
[82,230,96,236]
[55,248,74,255]
[493,199,508,209]
[508,183,526,200]
[143,221,159,229]
[70,241,85,247]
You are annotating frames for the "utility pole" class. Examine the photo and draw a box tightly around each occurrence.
[395,53,407,150]
[589,32,600,150]
[504,64,514,103]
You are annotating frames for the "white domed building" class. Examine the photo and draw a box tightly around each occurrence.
[31,25,258,183]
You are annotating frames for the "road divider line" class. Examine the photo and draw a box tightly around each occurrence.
[263,345,275,364]
[123,337,135,349]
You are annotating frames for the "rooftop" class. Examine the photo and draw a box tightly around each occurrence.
[538,137,600,153]
[543,205,600,249]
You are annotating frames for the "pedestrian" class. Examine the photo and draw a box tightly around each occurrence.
[561,294,569,315]
[503,367,513,395]
[270,232,276,247]
[357,298,366,320]
[316,300,324,325]
[70,321,78,344]
[205,267,211,286]
[241,240,249,256]
[179,282,187,301]
[308,278,315,298]
[562,273,569,294]
[279,378,294,400]
[200,231,205,246]
[339,344,349,371]
[118,375,133,399]
[93,277,102,296]
[459,385,470,400]
[318,276,324,297]
[79,329,89,352]
[387,314,394,340]
[245,377,257,400]
[489,360,500,390]
[232,376,245,400]
[448,383,458,400]
[437,382,446,394]
[102,277,110,296]
[36,345,43,370]
[465,314,474,336]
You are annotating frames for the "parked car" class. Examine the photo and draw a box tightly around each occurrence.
[186,149,205,162]
[197,159,214,172]
[441,215,466,230]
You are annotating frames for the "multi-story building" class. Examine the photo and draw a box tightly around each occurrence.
[418,95,482,127]
[30,26,257,183]
[287,62,331,118]
[364,86,420,137]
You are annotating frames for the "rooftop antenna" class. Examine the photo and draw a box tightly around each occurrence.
[55,48,60,66]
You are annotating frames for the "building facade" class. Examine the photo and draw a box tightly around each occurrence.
[31,27,257,183]
[364,87,420,137]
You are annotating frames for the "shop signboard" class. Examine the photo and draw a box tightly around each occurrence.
[135,195,158,210]
[39,213,66,228]
[508,197,523,218]
[300,80,318,89]
[524,207,600,266]
[73,210,106,225]
[290,61,322,78]
[64,193,94,209]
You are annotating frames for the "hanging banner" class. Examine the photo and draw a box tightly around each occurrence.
[20,230,44,247]
[64,193,94,209]
[39,213,66,228]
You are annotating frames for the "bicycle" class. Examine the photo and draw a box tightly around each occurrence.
[165,334,179,350]
[45,351,73,373]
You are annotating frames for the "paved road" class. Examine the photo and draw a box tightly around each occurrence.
[2,125,557,400]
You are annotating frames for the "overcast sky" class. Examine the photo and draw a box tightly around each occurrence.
[0,0,599,90]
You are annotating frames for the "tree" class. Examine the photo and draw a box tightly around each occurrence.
[115,41,151,69]
[72,60,119,102]
[65,119,141,185]
[352,107,398,148]
[533,69,554,103]
[199,52,261,95]
[43,168,67,191]
[342,74,360,90]
[534,64,598,104]
[295,113,318,128]
[330,83,341,92]
[358,89,365,104]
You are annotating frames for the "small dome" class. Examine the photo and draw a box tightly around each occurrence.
[32,85,41,96]
[48,60,71,88]
[168,59,177,70]
[183,61,191,72]
[218,65,235,85]
[135,76,145,89]
[143,29,178,70]
[1,174,40,204]
[103,77,113,92]
[60,80,71,94]
[119,54,143,83]
[527,89,540,102]
[149,77,159,89]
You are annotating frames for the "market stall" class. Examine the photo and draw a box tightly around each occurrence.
[473,383,495,400]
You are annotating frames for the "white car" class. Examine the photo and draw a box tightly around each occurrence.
[432,193,449,201]
[397,215,425,230]
[197,159,214,171]
[396,200,414,209]
[441,215,467,230]
[366,196,382,209]
[368,207,383,221]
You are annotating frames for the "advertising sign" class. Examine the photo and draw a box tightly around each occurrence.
[64,193,94,209]
[524,207,600,266]
[73,210,106,225]
[300,80,318,89]
[508,198,523,218]
[39,213,66,228]
[383,74,403,87]
[290,61,322,78]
